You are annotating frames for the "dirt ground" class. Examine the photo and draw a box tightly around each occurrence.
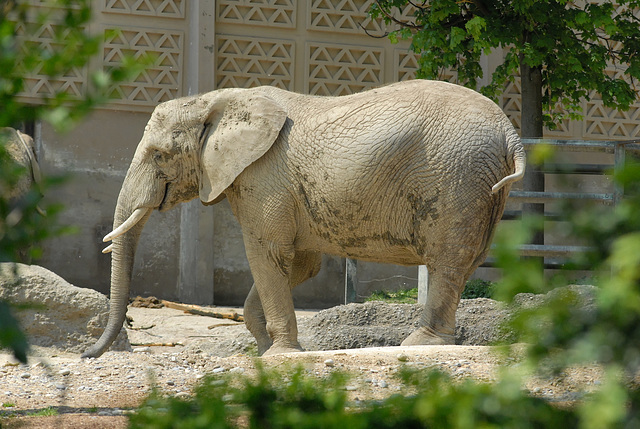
[0,302,602,428]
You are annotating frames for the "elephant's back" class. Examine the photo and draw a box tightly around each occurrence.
[262,80,502,118]
[244,83,516,265]
[277,81,510,180]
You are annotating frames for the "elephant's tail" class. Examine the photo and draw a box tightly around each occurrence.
[491,135,526,194]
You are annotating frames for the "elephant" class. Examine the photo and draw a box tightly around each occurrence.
[82,79,525,358]
[0,127,43,203]
[0,127,45,262]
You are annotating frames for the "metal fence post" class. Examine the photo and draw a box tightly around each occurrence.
[345,258,357,304]
[614,142,625,206]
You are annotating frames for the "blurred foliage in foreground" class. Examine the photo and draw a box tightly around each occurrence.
[131,364,578,429]
[0,0,148,362]
[131,155,640,427]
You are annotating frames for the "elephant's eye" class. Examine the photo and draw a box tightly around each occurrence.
[152,151,163,163]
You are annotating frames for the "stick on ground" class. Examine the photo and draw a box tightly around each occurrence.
[160,300,244,322]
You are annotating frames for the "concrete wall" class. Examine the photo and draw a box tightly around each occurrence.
[36,109,182,299]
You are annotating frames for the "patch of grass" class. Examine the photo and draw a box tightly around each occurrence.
[28,407,58,417]
[367,288,418,303]
[2,403,15,408]
[367,278,495,304]
[243,344,259,357]
[461,279,495,299]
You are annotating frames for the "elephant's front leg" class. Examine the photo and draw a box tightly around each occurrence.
[402,265,464,346]
[244,238,303,356]
[246,250,323,355]
[245,250,322,355]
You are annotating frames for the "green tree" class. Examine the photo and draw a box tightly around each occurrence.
[370,0,640,246]
[0,0,144,362]
[370,0,640,131]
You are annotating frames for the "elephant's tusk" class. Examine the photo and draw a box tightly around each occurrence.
[103,207,149,242]
[102,244,113,254]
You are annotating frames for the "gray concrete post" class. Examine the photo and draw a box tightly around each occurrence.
[417,265,428,305]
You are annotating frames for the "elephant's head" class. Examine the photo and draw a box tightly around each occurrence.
[82,89,288,358]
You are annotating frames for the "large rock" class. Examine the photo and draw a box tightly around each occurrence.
[296,299,509,350]
[298,285,596,351]
[0,263,130,353]
[299,302,421,351]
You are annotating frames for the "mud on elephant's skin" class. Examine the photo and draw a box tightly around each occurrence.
[83,80,525,358]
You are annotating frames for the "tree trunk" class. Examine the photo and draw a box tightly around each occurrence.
[519,58,545,256]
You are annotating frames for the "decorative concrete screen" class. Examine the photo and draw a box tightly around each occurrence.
[17,0,188,112]
[214,0,416,95]
[14,17,88,101]
[501,75,640,140]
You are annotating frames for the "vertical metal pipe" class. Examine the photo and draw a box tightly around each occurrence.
[614,142,625,206]
[345,258,357,304]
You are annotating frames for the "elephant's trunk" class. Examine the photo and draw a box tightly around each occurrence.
[81,200,151,358]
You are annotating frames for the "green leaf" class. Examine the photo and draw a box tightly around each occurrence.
[449,27,466,48]
[0,301,28,363]
[465,16,486,40]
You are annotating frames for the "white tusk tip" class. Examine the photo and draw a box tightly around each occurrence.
[102,207,149,243]
[102,244,113,254]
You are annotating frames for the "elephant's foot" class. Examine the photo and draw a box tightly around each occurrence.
[261,342,304,356]
[256,339,273,356]
[401,327,455,346]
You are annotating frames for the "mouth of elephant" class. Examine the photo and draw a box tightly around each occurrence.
[157,182,170,212]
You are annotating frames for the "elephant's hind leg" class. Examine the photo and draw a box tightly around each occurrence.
[401,264,464,346]
[244,285,272,355]
[244,250,321,355]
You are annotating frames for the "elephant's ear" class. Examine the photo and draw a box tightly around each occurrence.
[199,93,288,204]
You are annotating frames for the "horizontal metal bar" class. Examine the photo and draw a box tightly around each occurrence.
[516,244,592,258]
[502,210,564,221]
[540,163,611,175]
[488,244,593,258]
[625,144,640,155]
[481,258,588,270]
[521,139,640,156]
[522,139,615,153]
[508,191,614,205]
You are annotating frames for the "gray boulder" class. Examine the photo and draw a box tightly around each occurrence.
[298,285,597,350]
[0,263,130,353]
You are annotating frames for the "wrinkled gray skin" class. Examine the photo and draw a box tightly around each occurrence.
[83,80,525,358]
[1,127,42,201]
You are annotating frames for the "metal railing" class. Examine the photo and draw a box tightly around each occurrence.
[499,138,639,259]
[344,138,640,304]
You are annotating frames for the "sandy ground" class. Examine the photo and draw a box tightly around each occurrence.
[0,305,602,428]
